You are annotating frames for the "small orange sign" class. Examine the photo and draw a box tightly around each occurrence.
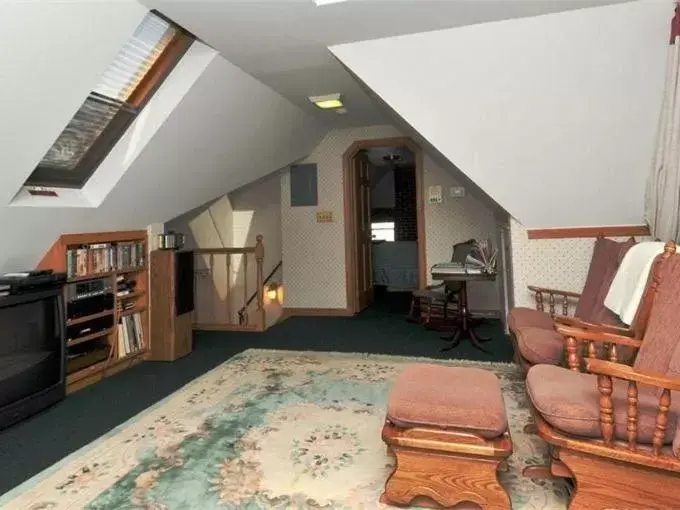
[316,211,333,223]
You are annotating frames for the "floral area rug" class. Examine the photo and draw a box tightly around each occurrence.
[1,349,570,509]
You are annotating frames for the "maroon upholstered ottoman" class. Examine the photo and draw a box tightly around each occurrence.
[381,364,513,509]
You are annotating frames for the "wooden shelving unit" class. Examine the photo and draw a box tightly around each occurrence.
[38,230,150,394]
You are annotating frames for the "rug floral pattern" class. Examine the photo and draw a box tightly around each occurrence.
[1,350,570,509]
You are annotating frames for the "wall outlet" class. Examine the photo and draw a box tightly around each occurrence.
[450,186,466,198]
[316,211,334,223]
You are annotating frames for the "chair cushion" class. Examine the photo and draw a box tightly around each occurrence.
[386,364,507,439]
[526,364,679,444]
[574,237,636,325]
[508,307,556,333]
[515,326,564,365]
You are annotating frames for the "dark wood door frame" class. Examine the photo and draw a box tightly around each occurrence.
[342,137,427,315]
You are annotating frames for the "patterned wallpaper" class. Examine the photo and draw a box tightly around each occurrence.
[422,154,499,311]
[281,124,500,311]
[509,218,650,310]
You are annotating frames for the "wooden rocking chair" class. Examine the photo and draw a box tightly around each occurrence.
[525,242,680,509]
[509,236,636,372]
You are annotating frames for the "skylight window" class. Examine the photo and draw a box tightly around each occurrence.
[24,11,193,189]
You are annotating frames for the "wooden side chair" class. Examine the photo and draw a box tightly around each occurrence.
[406,239,475,328]
[509,236,636,372]
[525,242,680,509]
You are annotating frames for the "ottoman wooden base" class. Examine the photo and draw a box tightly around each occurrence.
[381,422,512,509]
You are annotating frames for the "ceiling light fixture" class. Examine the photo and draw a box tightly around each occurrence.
[315,0,348,5]
[309,93,344,110]
[382,153,403,162]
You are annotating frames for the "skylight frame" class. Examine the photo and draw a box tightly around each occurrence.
[24,11,194,190]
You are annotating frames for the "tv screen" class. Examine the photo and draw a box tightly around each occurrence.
[0,296,63,410]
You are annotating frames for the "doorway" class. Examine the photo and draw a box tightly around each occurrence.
[342,137,426,315]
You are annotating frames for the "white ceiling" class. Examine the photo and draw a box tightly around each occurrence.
[142,0,631,128]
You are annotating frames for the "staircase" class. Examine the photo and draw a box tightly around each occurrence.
[192,235,268,332]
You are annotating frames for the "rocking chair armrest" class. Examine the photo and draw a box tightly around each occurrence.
[555,325,643,349]
[585,359,680,392]
[527,285,581,299]
[553,316,635,337]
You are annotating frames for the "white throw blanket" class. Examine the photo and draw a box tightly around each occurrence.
[604,241,666,325]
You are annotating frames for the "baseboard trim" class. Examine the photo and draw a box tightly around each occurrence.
[283,307,354,317]
[285,307,498,319]
[527,224,650,240]
[193,323,262,332]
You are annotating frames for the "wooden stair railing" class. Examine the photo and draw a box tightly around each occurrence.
[238,260,282,326]
[193,235,266,332]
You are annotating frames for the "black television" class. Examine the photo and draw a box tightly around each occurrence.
[0,286,66,430]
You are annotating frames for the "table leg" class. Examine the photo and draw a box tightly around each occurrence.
[471,324,491,342]
[440,328,462,352]
[440,280,492,353]
[441,281,468,339]
[469,328,492,353]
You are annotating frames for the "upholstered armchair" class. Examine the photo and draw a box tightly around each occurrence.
[525,243,680,509]
[509,236,636,371]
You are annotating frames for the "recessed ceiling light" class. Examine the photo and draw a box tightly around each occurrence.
[315,0,348,5]
[309,93,344,110]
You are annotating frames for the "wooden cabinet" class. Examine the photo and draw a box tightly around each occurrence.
[38,230,149,394]
[149,250,194,361]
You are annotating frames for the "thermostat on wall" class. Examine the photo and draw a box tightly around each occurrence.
[450,186,466,198]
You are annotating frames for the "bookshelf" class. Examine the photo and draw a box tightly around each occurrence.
[38,230,150,394]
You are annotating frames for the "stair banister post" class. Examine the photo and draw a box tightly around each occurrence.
[255,235,265,330]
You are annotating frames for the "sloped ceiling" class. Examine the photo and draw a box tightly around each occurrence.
[331,0,669,228]
[143,0,631,129]
[0,1,324,272]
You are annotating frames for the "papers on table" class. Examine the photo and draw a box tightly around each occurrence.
[431,239,499,276]
[471,239,498,274]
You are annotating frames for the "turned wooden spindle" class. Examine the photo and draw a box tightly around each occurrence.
[653,389,671,456]
[627,381,638,451]
[242,255,249,325]
[536,291,544,312]
[597,374,615,445]
[567,337,581,371]
[609,343,618,363]
[562,297,569,317]
[255,235,265,330]
[549,293,556,317]
[587,341,597,359]
[225,254,232,325]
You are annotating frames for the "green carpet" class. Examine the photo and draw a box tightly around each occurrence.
[0,305,511,495]
[1,350,567,509]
